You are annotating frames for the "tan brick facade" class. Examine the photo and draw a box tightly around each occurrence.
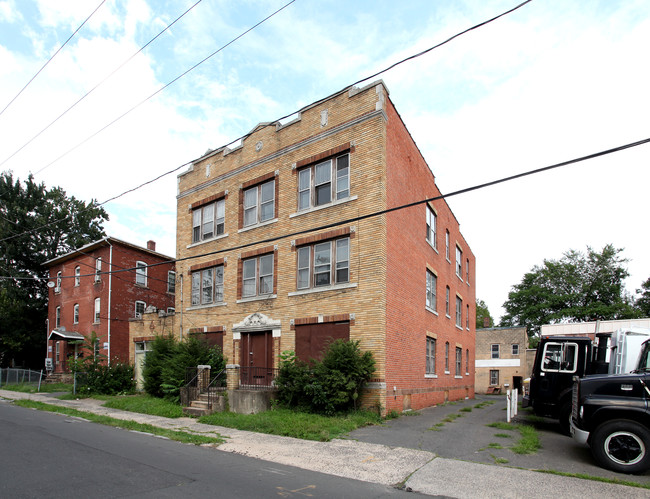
[475,327,527,394]
[175,81,476,413]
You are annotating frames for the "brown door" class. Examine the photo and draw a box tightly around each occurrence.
[240,331,272,385]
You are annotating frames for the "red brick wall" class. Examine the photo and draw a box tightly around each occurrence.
[384,96,476,411]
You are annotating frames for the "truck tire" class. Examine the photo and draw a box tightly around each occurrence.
[590,420,650,474]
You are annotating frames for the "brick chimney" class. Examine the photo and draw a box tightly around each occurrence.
[483,316,491,328]
[147,240,156,251]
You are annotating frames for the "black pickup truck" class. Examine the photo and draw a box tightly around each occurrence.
[570,340,650,474]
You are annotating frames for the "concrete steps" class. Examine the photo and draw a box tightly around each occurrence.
[182,391,226,417]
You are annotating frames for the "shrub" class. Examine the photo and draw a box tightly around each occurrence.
[275,339,375,415]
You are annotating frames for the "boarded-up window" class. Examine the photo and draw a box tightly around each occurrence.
[295,322,350,362]
[191,332,224,351]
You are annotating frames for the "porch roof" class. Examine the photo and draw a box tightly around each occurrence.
[48,328,85,341]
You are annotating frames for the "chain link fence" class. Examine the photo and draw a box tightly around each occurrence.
[0,368,45,388]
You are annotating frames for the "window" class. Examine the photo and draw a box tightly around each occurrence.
[541,342,578,373]
[242,254,274,298]
[456,246,462,278]
[455,347,462,376]
[95,258,102,282]
[244,180,275,226]
[192,198,225,243]
[445,342,450,372]
[135,261,147,286]
[73,304,79,324]
[74,266,80,286]
[426,337,436,375]
[490,370,499,386]
[298,153,349,210]
[297,238,349,290]
[466,258,470,283]
[167,271,176,294]
[426,270,437,311]
[167,307,175,314]
[55,306,61,328]
[445,230,450,260]
[94,298,100,323]
[512,344,520,356]
[56,271,62,290]
[491,344,500,359]
[93,338,100,360]
[445,286,450,316]
[466,349,469,374]
[55,341,60,364]
[426,205,437,249]
[466,304,470,329]
[191,266,224,306]
[135,301,146,318]
[456,296,462,327]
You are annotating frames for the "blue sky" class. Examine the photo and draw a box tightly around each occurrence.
[1,0,649,321]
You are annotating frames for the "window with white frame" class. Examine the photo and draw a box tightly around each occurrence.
[466,258,470,283]
[298,153,349,211]
[426,337,436,375]
[167,307,175,314]
[74,266,80,286]
[426,270,437,311]
[192,198,225,243]
[135,301,146,318]
[490,370,499,386]
[445,286,450,316]
[244,180,275,226]
[73,304,79,324]
[456,296,462,327]
[242,254,274,298]
[455,347,462,376]
[94,298,100,323]
[445,230,450,260]
[56,271,62,290]
[135,261,147,286]
[191,266,224,306]
[55,306,61,328]
[456,246,462,278]
[491,344,500,359]
[466,304,470,329]
[297,238,349,290]
[55,341,60,364]
[167,271,176,294]
[445,341,450,372]
[95,258,101,282]
[466,349,469,374]
[512,344,520,355]
[426,205,437,249]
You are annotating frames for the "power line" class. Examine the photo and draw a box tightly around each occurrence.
[32,0,298,175]
[0,0,531,244]
[0,0,205,169]
[0,0,107,118]
[5,134,648,282]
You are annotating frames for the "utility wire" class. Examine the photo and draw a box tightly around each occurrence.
[0,0,107,118]
[33,0,298,175]
[0,0,204,169]
[0,0,530,244]
[5,134,648,281]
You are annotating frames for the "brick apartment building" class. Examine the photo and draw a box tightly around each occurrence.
[45,237,175,373]
[475,326,527,394]
[175,80,476,413]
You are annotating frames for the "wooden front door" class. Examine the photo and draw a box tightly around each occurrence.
[240,330,273,385]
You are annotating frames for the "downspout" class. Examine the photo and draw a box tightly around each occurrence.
[107,238,113,364]
[179,274,183,341]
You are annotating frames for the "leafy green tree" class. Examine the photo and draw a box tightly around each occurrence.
[500,245,637,337]
[476,299,494,329]
[635,277,650,317]
[0,172,108,368]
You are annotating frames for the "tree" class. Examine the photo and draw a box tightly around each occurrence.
[476,299,494,329]
[500,245,637,337]
[0,172,108,368]
[636,277,650,317]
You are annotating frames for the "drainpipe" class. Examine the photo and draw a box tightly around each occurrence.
[179,274,183,341]
[107,238,113,364]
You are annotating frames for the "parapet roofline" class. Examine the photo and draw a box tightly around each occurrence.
[43,236,175,267]
[182,80,388,172]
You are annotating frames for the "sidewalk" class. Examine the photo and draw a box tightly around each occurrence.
[1,389,647,499]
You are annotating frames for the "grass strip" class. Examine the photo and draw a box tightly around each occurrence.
[102,394,184,418]
[199,408,382,441]
[538,469,650,490]
[13,399,223,445]
[1,382,72,394]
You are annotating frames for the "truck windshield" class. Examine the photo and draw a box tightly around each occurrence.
[542,343,578,373]
[636,341,650,371]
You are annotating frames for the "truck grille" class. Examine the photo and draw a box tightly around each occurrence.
[572,380,579,419]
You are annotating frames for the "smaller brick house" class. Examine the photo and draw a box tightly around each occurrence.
[45,237,175,374]
[475,326,527,394]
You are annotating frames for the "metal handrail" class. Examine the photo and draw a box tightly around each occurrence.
[205,369,226,410]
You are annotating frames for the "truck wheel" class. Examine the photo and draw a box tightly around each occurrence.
[591,420,650,474]
[559,401,572,436]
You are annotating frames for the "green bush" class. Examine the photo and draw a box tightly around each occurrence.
[275,340,375,415]
[142,335,226,401]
